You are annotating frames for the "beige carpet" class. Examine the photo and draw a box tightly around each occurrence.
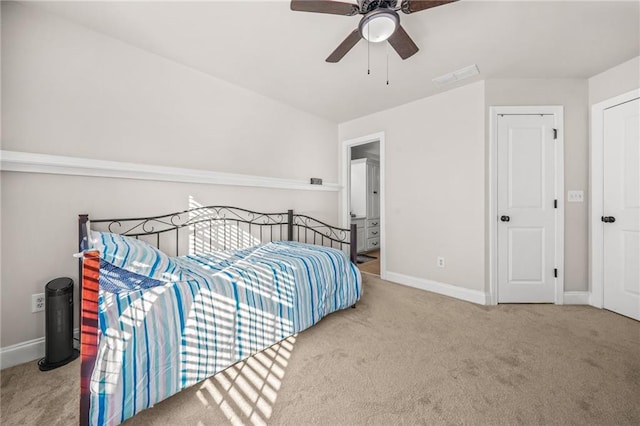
[2,274,639,425]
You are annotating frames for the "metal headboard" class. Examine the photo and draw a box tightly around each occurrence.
[79,206,357,263]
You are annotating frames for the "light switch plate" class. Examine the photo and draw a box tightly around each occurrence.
[567,190,584,203]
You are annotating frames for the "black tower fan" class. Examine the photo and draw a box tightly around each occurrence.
[38,277,80,371]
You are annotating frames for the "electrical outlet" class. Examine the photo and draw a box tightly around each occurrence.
[437,257,445,268]
[32,293,45,313]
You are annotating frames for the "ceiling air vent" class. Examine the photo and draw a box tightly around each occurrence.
[432,64,480,86]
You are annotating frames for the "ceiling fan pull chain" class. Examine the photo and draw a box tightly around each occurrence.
[367,26,371,75]
[385,41,390,85]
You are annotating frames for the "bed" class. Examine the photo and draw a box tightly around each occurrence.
[77,206,361,426]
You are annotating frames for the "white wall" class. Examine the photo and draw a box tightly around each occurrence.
[1,2,336,179]
[484,79,589,292]
[588,56,640,106]
[340,78,594,298]
[340,82,486,293]
[0,3,338,350]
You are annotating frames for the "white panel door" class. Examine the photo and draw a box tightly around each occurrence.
[498,114,556,303]
[603,98,640,320]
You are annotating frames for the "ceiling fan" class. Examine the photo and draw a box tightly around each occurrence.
[291,0,457,63]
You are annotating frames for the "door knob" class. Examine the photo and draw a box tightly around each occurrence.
[500,215,510,222]
[601,216,616,223]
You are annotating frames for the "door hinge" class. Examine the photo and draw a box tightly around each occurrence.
[554,268,558,278]
[553,128,558,139]
[554,199,557,208]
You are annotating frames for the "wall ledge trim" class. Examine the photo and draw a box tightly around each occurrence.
[385,271,488,305]
[0,150,341,192]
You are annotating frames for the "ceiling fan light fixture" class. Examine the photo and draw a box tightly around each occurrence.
[359,9,399,43]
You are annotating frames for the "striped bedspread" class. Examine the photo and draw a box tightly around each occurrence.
[90,241,361,425]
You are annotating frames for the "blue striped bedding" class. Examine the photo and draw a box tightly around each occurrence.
[90,241,361,425]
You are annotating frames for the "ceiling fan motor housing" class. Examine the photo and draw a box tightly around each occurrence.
[358,8,400,42]
[359,0,398,14]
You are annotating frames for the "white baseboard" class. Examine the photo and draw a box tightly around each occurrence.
[563,291,590,305]
[0,337,46,370]
[385,272,487,305]
[0,329,79,370]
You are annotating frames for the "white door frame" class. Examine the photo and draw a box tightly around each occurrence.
[340,132,386,279]
[489,106,565,305]
[589,89,640,308]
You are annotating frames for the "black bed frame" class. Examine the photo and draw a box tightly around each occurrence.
[77,206,356,426]
[79,206,356,262]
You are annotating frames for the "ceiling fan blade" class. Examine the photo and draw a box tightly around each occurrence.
[291,0,359,16]
[326,29,362,63]
[388,25,419,60]
[400,0,457,14]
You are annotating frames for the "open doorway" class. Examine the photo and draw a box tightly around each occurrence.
[342,133,385,278]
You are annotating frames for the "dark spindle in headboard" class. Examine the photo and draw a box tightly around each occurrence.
[287,210,294,242]
[350,223,357,264]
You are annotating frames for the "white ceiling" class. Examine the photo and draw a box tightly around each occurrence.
[29,1,640,122]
